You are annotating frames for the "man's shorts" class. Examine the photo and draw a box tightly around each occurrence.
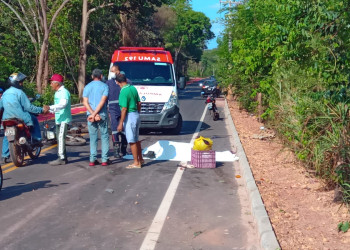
[124,111,140,143]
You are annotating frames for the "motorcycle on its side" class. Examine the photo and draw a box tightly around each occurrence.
[42,120,86,146]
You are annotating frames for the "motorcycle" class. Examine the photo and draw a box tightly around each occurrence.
[42,120,86,146]
[2,118,42,167]
[205,95,219,121]
[2,94,42,167]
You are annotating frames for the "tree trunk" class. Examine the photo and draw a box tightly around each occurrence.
[77,0,89,101]
[174,50,179,74]
[174,36,184,79]
[77,0,115,100]
[43,42,49,90]
[120,1,131,46]
[2,0,71,92]
[36,35,48,93]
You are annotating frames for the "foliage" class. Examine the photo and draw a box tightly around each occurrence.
[216,0,350,200]
[23,80,79,106]
[0,7,36,84]
[0,0,213,89]
[338,221,350,233]
[157,0,215,76]
[188,49,219,77]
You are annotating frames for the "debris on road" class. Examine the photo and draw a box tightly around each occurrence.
[127,227,146,234]
[105,188,114,194]
[251,129,275,140]
[177,161,194,169]
[193,231,204,238]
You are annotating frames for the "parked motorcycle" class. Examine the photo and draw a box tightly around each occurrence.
[205,95,219,121]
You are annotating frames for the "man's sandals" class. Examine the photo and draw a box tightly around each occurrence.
[126,160,145,169]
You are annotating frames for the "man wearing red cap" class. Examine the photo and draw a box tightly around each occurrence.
[47,74,72,165]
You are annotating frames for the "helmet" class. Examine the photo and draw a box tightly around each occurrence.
[49,74,64,83]
[8,72,27,89]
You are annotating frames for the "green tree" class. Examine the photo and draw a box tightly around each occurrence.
[0,0,72,93]
[217,0,350,195]
[76,0,174,99]
[157,0,214,77]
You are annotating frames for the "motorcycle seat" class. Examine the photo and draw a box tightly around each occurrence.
[2,118,25,126]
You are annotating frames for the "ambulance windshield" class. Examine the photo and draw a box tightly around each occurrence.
[115,62,174,86]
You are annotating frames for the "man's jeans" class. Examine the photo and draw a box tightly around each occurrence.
[2,136,9,158]
[87,118,109,162]
[31,114,42,141]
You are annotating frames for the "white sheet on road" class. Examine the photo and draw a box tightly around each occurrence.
[123,140,239,162]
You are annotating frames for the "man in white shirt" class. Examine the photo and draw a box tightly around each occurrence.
[47,74,72,165]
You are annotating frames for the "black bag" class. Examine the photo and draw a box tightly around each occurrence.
[114,132,127,157]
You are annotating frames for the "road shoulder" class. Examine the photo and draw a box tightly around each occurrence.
[224,98,280,250]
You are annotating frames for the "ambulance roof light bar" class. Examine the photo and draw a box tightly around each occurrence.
[119,47,165,51]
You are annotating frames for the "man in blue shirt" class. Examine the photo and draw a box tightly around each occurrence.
[0,72,49,162]
[83,69,110,166]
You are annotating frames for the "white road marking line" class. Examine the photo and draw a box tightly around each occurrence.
[139,104,208,250]
[190,104,208,145]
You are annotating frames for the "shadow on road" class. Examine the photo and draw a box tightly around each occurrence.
[178,85,203,100]
[140,121,211,136]
[0,180,68,201]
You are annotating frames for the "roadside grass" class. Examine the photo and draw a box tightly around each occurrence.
[226,68,350,205]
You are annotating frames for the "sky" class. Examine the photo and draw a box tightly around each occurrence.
[191,0,224,50]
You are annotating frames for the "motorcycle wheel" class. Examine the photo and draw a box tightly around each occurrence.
[0,167,3,191]
[28,145,41,159]
[213,112,219,121]
[66,135,86,146]
[9,142,24,167]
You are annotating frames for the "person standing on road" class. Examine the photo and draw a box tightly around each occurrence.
[83,69,110,166]
[47,74,72,165]
[116,74,144,169]
[107,65,127,158]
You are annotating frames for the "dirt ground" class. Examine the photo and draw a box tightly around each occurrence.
[226,98,350,249]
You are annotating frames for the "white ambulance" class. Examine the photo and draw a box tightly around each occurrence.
[108,47,182,134]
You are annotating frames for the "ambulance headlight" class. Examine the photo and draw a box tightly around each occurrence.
[163,91,178,111]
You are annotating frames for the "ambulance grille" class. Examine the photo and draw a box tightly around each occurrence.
[141,103,164,114]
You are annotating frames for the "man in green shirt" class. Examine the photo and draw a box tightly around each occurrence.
[116,74,144,169]
[48,74,72,165]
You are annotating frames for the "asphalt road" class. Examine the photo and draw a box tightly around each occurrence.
[0,83,260,250]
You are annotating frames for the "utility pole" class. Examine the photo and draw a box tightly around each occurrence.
[219,0,241,52]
